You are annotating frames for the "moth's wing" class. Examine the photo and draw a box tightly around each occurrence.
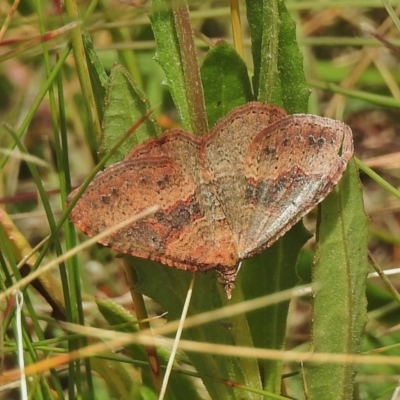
[238,114,353,257]
[68,131,238,271]
[202,102,287,252]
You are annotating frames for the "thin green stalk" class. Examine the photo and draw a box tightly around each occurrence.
[309,80,400,108]
[171,0,208,135]
[63,0,102,159]
[355,158,400,201]
[381,0,400,32]
[369,254,400,306]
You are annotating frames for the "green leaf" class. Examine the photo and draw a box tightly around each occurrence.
[132,259,262,400]
[305,159,369,399]
[101,63,160,165]
[245,0,309,113]
[277,1,309,114]
[149,0,194,132]
[96,298,149,364]
[90,356,142,400]
[139,386,159,400]
[245,0,311,393]
[240,223,311,393]
[201,40,253,127]
[245,0,282,104]
[82,30,108,122]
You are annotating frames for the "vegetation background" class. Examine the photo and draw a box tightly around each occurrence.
[0,0,400,399]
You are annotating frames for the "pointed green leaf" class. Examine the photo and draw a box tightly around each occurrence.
[150,1,195,132]
[201,40,253,127]
[277,1,309,113]
[305,160,368,399]
[245,0,282,104]
[245,0,309,112]
[101,63,160,165]
[82,30,108,121]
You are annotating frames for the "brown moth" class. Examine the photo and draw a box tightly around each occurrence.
[68,102,353,298]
